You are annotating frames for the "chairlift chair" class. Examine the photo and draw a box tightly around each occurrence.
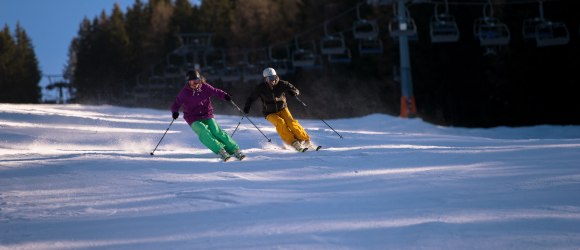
[269,59,291,76]
[473,1,510,47]
[522,0,569,47]
[473,17,510,46]
[534,22,569,47]
[203,50,226,69]
[292,49,317,68]
[328,48,352,64]
[353,19,380,40]
[242,64,263,83]
[523,18,545,40]
[358,38,384,55]
[430,14,460,43]
[293,36,322,70]
[320,34,347,55]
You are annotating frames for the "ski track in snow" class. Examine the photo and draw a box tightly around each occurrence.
[1,104,580,249]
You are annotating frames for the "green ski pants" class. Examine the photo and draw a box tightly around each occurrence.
[190,118,239,154]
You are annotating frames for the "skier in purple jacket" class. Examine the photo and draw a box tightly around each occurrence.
[171,70,245,161]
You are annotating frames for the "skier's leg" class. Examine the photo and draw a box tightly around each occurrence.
[266,112,296,145]
[191,120,225,154]
[278,108,310,141]
[205,118,240,154]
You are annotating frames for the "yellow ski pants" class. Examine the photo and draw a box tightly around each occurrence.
[266,108,310,145]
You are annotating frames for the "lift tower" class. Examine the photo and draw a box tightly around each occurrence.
[370,0,417,118]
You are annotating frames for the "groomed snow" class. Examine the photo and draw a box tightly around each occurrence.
[1,104,580,249]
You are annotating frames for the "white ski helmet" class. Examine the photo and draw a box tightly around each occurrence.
[262,68,277,77]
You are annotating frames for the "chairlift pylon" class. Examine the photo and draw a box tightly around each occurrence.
[388,2,417,38]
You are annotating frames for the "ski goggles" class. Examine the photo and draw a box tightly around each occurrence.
[266,75,277,82]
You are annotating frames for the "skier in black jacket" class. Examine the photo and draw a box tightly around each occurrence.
[243,68,315,151]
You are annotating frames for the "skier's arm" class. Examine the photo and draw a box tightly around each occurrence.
[205,83,228,100]
[284,81,300,96]
[171,91,183,113]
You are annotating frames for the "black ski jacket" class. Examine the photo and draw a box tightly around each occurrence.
[244,80,299,117]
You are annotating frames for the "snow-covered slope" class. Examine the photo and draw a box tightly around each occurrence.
[1,104,580,249]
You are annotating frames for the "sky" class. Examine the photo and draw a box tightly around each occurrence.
[1,104,580,249]
[0,0,199,101]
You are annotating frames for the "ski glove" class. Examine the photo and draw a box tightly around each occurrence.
[290,90,300,96]
[224,94,232,101]
[172,112,179,119]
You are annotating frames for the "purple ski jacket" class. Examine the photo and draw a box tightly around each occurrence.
[171,82,227,125]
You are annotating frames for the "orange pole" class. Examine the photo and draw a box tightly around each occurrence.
[400,95,417,118]
[400,96,409,118]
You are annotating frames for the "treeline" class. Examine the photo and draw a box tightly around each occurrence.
[67,0,359,104]
[67,0,580,127]
[0,24,42,103]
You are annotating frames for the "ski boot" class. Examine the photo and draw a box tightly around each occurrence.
[291,140,308,152]
[233,149,246,161]
[218,148,232,162]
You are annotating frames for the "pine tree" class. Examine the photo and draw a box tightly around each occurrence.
[0,25,17,101]
[0,23,41,103]
[125,0,149,76]
[68,18,93,102]
[14,23,42,102]
[106,3,131,96]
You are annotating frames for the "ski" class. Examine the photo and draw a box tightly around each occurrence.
[305,146,322,151]
[221,153,246,162]
[221,155,233,162]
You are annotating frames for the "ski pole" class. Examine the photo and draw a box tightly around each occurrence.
[150,118,175,155]
[294,96,343,139]
[229,100,272,142]
[230,116,243,137]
